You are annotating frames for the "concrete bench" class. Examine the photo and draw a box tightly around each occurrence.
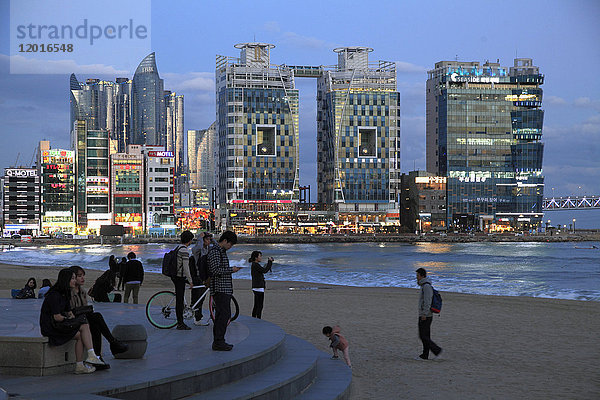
[0,335,75,376]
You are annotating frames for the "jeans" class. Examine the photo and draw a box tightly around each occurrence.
[86,312,116,353]
[252,291,264,319]
[124,283,140,304]
[191,284,207,321]
[212,292,231,345]
[418,317,441,359]
[171,276,187,325]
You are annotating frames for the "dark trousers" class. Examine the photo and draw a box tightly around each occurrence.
[418,317,441,359]
[171,276,187,325]
[212,292,231,345]
[191,284,207,320]
[86,312,115,353]
[252,291,264,319]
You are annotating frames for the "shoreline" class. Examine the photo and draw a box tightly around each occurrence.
[1,263,598,399]
[2,231,600,247]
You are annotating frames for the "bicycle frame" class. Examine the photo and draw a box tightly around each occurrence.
[187,284,209,313]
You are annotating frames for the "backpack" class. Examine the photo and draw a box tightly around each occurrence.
[197,253,211,283]
[162,246,181,278]
[425,282,443,314]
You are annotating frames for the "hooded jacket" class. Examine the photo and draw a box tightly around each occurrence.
[418,276,433,317]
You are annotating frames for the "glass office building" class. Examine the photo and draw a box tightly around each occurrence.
[216,43,300,204]
[316,47,400,208]
[132,52,165,146]
[426,58,545,231]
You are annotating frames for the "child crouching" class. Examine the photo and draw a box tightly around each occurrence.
[322,325,351,368]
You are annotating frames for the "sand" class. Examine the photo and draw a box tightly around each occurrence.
[1,263,599,399]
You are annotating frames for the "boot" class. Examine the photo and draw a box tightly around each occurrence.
[110,340,129,355]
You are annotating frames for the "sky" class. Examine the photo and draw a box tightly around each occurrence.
[1,0,599,210]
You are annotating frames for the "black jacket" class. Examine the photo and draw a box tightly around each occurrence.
[251,260,273,289]
[123,259,144,284]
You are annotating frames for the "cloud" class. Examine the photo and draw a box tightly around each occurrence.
[395,61,427,74]
[280,32,334,50]
[163,72,214,93]
[573,96,600,111]
[545,95,567,105]
[263,21,281,33]
[1,54,129,75]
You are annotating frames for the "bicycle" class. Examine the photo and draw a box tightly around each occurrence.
[145,285,240,329]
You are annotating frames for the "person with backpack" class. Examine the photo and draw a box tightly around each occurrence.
[208,230,241,351]
[171,230,195,330]
[415,267,442,360]
[190,231,216,326]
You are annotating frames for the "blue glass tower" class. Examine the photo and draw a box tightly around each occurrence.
[132,52,165,146]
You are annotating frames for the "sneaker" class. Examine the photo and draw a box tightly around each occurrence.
[331,355,339,360]
[176,323,192,330]
[94,357,110,370]
[194,317,209,326]
[84,354,106,366]
[75,363,96,374]
[212,343,233,351]
[432,349,443,360]
[110,341,129,355]
[414,355,428,361]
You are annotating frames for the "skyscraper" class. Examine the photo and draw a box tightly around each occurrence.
[316,47,401,210]
[216,43,300,204]
[426,58,545,231]
[165,91,184,173]
[132,52,165,146]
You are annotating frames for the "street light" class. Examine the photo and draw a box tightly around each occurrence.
[572,218,576,233]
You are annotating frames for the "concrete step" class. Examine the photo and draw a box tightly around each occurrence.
[185,335,319,400]
[294,355,352,400]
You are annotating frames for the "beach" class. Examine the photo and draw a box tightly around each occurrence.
[1,263,599,399]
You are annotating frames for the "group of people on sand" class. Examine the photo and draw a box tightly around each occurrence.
[13,277,52,299]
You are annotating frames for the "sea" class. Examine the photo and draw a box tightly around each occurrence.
[2,241,599,302]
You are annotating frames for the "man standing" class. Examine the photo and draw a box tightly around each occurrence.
[191,231,216,326]
[416,267,442,360]
[123,252,144,304]
[173,230,195,330]
[208,230,241,351]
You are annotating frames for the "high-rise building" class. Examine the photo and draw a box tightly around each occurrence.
[110,146,144,232]
[2,168,40,237]
[400,171,446,233]
[187,129,200,188]
[316,47,400,212]
[165,91,184,173]
[72,121,111,232]
[132,52,165,146]
[188,123,217,207]
[216,43,300,205]
[39,143,75,235]
[145,148,175,232]
[426,58,545,231]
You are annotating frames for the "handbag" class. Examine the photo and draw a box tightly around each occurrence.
[51,314,87,333]
[72,305,93,316]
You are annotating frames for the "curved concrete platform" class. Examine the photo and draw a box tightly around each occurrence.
[0,298,351,399]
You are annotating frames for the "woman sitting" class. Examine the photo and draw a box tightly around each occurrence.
[16,277,37,299]
[39,268,107,374]
[38,279,52,298]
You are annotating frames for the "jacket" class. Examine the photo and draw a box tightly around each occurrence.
[418,276,433,317]
[123,259,144,284]
[251,259,273,289]
[329,326,349,351]
[70,286,89,308]
[176,244,193,283]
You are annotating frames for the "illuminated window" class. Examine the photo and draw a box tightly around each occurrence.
[256,125,276,156]
[359,127,376,157]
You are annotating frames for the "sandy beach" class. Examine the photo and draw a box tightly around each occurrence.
[1,263,598,399]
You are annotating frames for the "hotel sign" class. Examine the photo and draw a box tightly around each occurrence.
[6,169,36,177]
[148,151,173,157]
[449,73,500,83]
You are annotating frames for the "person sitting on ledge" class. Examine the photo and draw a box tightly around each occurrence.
[69,266,128,369]
[15,277,37,299]
[39,268,106,374]
[38,279,52,298]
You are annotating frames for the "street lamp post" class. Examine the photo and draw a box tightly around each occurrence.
[572,218,576,233]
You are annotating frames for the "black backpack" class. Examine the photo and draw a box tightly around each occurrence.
[425,282,443,314]
[162,246,181,278]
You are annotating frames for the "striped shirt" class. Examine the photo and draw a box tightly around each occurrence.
[207,244,233,295]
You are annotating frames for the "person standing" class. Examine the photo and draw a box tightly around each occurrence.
[123,252,144,304]
[208,231,241,351]
[249,251,273,319]
[416,267,442,360]
[117,257,128,291]
[69,266,128,369]
[172,230,195,330]
[191,231,216,326]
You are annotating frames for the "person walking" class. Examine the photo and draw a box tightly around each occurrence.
[172,230,195,330]
[249,251,273,319]
[415,267,442,360]
[123,252,144,304]
[69,266,128,369]
[191,231,216,326]
[208,231,241,351]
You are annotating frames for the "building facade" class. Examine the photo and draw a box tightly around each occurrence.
[400,171,447,233]
[426,58,545,231]
[2,168,40,237]
[165,91,184,174]
[316,47,401,218]
[132,52,165,146]
[216,43,300,206]
[39,145,75,234]
[145,149,175,231]
[110,147,144,232]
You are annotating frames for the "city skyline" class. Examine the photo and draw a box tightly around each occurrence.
[0,0,599,201]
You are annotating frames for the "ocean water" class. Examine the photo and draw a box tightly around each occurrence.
[1,241,599,301]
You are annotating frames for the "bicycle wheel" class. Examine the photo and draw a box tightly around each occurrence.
[146,290,178,329]
[209,294,240,324]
